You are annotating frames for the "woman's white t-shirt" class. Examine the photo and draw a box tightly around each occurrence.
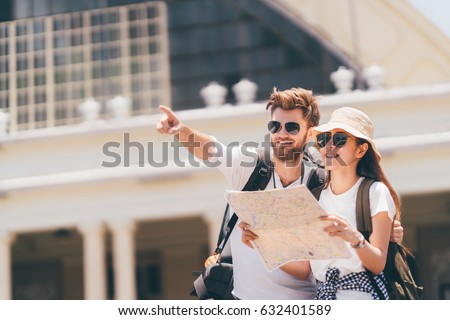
[309,177,396,299]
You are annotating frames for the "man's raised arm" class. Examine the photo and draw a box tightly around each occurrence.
[156,105,216,161]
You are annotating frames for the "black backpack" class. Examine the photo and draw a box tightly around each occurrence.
[189,156,325,299]
[356,178,423,299]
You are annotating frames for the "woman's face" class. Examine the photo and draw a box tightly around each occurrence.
[316,129,365,171]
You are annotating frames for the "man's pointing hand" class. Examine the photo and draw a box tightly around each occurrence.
[156,105,182,135]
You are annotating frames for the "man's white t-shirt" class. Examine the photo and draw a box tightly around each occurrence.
[309,177,396,299]
[211,143,316,300]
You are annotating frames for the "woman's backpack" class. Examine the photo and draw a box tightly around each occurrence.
[356,178,423,300]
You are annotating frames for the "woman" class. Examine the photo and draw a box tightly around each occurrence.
[239,106,403,299]
[309,106,398,299]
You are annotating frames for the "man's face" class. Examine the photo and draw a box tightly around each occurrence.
[269,108,309,163]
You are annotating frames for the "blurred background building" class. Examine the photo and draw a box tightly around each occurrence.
[0,0,449,300]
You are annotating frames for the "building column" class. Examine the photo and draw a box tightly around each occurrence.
[0,230,14,300]
[77,222,107,300]
[108,219,136,300]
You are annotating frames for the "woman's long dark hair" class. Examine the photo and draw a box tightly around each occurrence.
[324,140,401,221]
[356,141,401,221]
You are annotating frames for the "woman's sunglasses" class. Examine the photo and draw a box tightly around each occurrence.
[316,131,353,148]
[267,121,300,135]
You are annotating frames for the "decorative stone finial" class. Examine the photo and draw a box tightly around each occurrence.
[78,98,101,123]
[232,78,258,105]
[363,64,386,90]
[330,66,355,93]
[107,95,131,119]
[200,82,227,108]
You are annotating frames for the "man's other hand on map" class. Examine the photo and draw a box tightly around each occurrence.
[238,222,258,248]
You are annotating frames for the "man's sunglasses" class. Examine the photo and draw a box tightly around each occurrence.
[316,131,353,148]
[267,121,300,135]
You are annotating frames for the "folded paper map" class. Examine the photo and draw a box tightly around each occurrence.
[225,185,352,271]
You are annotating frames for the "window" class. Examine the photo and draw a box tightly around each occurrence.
[91,13,101,26]
[17,108,29,124]
[16,41,28,54]
[0,78,8,91]
[34,37,46,51]
[71,86,84,99]
[55,105,67,120]
[128,9,139,21]
[92,49,102,61]
[17,76,28,89]
[16,23,28,36]
[148,24,158,37]
[70,14,83,29]
[0,95,8,108]
[71,51,83,64]
[17,93,28,106]
[53,17,66,31]
[136,264,162,299]
[130,44,141,56]
[131,79,143,92]
[54,71,67,84]
[54,53,67,66]
[55,89,67,101]
[93,83,102,96]
[0,26,8,38]
[108,12,120,24]
[109,29,120,42]
[108,64,121,77]
[0,43,8,56]
[129,26,140,39]
[149,42,159,54]
[130,62,142,74]
[147,6,158,19]
[71,69,84,82]
[34,56,46,69]
[71,34,83,46]
[35,91,46,104]
[92,66,102,79]
[53,36,67,49]
[110,47,121,59]
[91,31,101,44]
[34,73,46,86]
[33,20,46,34]
[0,61,8,73]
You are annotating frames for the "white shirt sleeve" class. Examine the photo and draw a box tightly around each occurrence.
[206,139,260,190]
[369,181,396,221]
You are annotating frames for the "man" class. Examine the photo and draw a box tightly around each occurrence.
[156,87,403,299]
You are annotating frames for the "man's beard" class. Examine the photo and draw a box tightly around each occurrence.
[271,141,303,163]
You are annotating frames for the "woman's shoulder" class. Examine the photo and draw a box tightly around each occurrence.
[368,180,390,196]
[367,179,396,219]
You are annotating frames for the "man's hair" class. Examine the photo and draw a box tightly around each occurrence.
[266,87,320,127]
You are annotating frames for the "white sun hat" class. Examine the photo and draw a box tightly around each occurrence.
[313,107,381,161]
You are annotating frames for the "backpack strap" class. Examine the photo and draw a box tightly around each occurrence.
[306,166,326,200]
[214,157,273,256]
[356,178,377,240]
[355,178,387,299]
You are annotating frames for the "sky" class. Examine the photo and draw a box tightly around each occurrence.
[408,0,450,39]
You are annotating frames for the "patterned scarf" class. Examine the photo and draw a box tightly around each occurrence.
[315,267,389,300]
